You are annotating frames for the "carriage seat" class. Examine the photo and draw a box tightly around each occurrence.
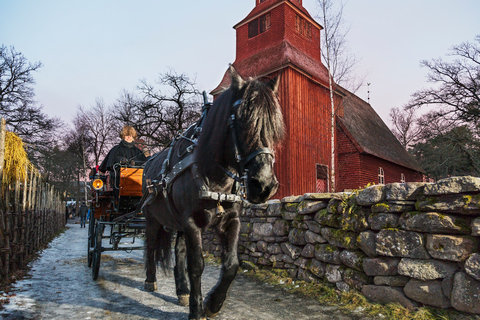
[119,167,143,197]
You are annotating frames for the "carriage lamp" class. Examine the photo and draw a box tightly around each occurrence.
[92,178,104,190]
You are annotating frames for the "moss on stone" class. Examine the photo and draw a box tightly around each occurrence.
[284,202,299,212]
[373,202,390,210]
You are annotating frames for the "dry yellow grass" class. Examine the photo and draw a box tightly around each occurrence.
[2,131,34,185]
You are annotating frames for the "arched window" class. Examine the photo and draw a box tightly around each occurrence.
[378,167,385,184]
[401,173,405,183]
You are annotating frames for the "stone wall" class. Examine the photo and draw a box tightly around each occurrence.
[202,176,480,315]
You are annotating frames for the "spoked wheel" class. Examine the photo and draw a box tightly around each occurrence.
[87,212,96,267]
[92,221,103,280]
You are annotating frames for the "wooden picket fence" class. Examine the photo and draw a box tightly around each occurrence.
[0,118,66,285]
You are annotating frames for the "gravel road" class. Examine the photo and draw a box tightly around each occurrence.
[0,219,372,320]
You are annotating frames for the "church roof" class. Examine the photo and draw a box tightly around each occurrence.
[338,89,424,173]
[234,0,321,30]
[211,40,330,95]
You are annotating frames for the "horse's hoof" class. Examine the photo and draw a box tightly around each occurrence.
[144,281,157,292]
[178,294,189,306]
[205,308,219,318]
[204,302,220,318]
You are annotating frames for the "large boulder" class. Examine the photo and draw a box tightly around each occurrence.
[426,234,479,262]
[465,253,480,281]
[397,258,458,281]
[356,230,377,257]
[416,194,480,215]
[399,211,470,234]
[356,185,385,206]
[339,250,366,271]
[385,182,427,201]
[363,257,400,276]
[361,285,419,310]
[451,272,480,314]
[404,279,451,309]
[314,244,342,264]
[472,217,480,236]
[375,229,430,259]
[423,176,480,195]
[373,275,410,287]
[321,227,358,250]
[297,200,328,215]
[368,213,399,230]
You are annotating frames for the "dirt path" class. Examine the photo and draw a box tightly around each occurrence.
[0,219,372,320]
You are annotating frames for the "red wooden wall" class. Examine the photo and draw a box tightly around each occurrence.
[337,125,423,191]
[273,67,342,199]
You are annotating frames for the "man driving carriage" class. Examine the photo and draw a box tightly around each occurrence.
[98,125,150,201]
[99,125,149,172]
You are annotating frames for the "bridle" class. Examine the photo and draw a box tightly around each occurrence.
[219,98,275,198]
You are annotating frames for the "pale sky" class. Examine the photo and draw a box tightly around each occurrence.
[1,0,479,126]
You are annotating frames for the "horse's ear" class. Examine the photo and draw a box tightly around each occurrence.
[267,73,281,93]
[229,65,245,91]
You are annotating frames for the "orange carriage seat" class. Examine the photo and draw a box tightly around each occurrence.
[119,167,143,197]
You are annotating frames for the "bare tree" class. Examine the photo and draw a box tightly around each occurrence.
[406,36,480,126]
[315,0,364,93]
[389,106,427,149]
[77,98,118,166]
[0,45,41,109]
[0,45,62,168]
[113,69,202,149]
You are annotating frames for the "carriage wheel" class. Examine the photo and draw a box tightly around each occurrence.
[92,221,103,280]
[87,212,96,267]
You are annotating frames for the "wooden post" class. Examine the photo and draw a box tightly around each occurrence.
[0,118,5,281]
[0,118,6,195]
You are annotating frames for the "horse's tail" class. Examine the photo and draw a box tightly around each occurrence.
[154,226,173,274]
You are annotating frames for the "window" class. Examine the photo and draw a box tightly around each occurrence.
[316,164,329,193]
[401,173,405,183]
[295,14,312,38]
[248,13,271,38]
[378,167,385,184]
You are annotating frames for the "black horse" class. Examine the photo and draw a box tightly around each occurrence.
[142,66,285,320]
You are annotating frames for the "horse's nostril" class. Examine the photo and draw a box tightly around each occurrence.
[249,178,263,194]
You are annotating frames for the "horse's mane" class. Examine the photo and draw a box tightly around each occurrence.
[196,76,285,177]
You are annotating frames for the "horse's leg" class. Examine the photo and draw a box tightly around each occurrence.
[185,222,206,320]
[144,215,159,292]
[204,216,240,318]
[174,231,190,306]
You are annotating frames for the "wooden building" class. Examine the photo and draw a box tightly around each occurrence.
[212,0,423,199]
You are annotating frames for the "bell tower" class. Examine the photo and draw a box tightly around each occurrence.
[212,0,341,198]
[213,0,328,92]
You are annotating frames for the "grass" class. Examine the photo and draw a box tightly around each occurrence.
[242,267,479,320]
[204,253,480,320]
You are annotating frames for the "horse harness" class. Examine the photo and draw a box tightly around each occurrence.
[143,94,274,218]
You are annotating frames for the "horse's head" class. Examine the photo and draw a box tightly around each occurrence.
[228,66,285,204]
[196,66,285,204]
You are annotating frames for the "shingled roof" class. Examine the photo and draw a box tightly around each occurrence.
[338,89,424,173]
[211,40,330,95]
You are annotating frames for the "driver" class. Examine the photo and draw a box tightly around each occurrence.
[98,125,150,202]
[99,125,149,173]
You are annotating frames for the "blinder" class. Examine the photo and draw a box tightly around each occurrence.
[226,98,275,193]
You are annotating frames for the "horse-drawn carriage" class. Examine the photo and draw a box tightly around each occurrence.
[85,67,285,319]
[87,164,146,280]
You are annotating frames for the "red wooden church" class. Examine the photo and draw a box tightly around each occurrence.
[212,0,423,199]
